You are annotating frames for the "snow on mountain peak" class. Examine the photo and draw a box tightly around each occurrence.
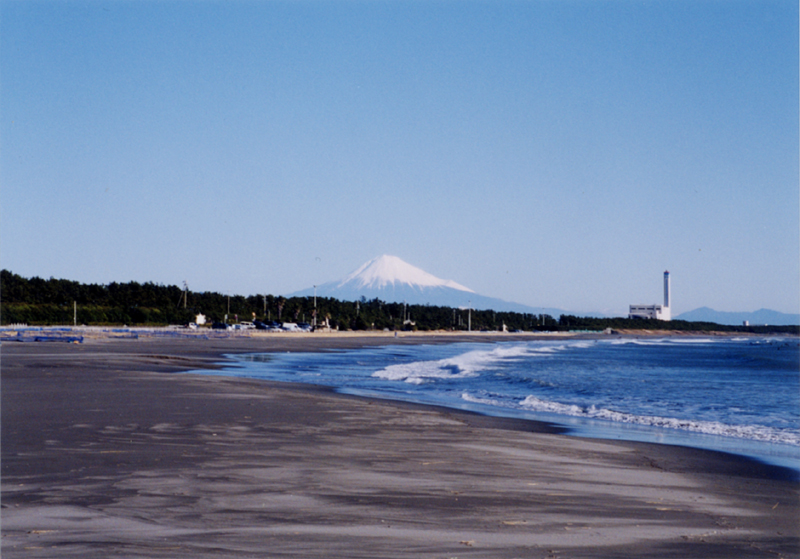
[339,255,474,293]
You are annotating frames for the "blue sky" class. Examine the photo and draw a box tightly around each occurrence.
[2,0,797,316]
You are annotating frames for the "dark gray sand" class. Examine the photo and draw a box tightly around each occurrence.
[2,334,798,558]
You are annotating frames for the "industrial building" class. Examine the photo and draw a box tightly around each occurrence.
[629,271,671,321]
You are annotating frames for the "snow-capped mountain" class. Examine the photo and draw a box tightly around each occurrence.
[287,255,565,315]
[337,255,473,293]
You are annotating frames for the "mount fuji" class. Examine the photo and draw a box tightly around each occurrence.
[287,255,565,316]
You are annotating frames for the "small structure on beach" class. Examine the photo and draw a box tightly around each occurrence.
[629,271,672,321]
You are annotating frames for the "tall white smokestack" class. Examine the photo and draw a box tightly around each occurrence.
[664,270,671,309]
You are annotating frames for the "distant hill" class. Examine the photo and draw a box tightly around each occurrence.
[287,255,567,316]
[675,307,800,326]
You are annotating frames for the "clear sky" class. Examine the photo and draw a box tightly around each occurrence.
[2,0,797,316]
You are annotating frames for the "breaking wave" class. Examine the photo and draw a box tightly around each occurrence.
[516,395,800,446]
[372,344,545,384]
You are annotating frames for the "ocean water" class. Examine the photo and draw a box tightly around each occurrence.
[190,336,800,473]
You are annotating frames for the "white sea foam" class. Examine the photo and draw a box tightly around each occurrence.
[373,340,616,385]
[518,395,800,445]
[461,392,503,407]
[373,344,539,384]
[663,337,717,344]
[604,337,717,347]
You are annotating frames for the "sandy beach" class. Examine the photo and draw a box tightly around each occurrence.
[2,333,798,558]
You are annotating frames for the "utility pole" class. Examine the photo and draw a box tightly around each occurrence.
[468,301,471,332]
[313,285,317,328]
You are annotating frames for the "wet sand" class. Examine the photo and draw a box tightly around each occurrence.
[2,334,798,558]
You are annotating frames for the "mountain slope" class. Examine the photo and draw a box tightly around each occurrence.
[337,255,473,292]
[675,307,800,326]
[287,255,565,316]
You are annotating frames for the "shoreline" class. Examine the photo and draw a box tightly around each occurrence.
[2,335,798,557]
[183,330,800,477]
[3,324,795,340]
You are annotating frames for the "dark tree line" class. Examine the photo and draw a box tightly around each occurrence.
[1,270,797,334]
[556,314,798,335]
[0,269,569,331]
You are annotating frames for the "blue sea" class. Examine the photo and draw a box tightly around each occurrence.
[190,336,800,474]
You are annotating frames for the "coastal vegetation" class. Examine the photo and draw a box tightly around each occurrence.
[1,270,797,334]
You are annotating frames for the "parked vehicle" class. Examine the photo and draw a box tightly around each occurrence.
[255,320,281,331]
[280,322,313,332]
[211,322,231,330]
